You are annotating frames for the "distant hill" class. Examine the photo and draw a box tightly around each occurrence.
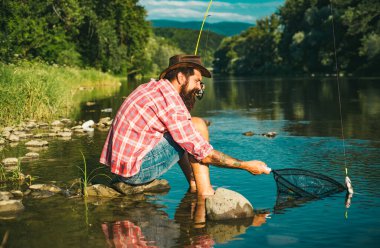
[150,20,253,36]
[153,27,224,67]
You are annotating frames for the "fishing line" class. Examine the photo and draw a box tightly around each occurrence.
[329,1,348,175]
[194,0,213,55]
[329,1,354,218]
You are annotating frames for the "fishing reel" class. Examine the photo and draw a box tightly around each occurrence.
[195,82,205,100]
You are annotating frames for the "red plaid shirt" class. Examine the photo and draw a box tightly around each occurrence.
[100,79,213,177]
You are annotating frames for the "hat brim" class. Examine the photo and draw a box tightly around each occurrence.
[159,62,212,79]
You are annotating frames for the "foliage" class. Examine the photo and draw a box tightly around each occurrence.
[143,36,184,77]
[213,0,380,76]
[0,0,151,76]
[214,14,283,75]
[153,27,224,68]
[0,61,120,127]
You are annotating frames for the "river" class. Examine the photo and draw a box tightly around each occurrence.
[1,76,380,247]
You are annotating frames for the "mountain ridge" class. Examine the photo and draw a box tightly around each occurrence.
[150,19,254,36]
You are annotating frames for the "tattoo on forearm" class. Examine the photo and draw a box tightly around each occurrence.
[210,150,242,168]
[221,154,227,164]
[233,161,241,167]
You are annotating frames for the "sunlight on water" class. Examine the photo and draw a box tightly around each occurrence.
[1,77,380,247]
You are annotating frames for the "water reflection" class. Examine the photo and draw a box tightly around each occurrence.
[80,77,380,141]
[101,191,271,247]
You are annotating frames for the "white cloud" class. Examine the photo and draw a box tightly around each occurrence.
[210,11,255,22]
[139,0,283,23]
[149,8,204,19]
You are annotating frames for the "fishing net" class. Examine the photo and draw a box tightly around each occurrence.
[272,168,347,211]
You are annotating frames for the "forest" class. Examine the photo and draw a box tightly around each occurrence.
[214,0,380,76]
[1,0,379,77]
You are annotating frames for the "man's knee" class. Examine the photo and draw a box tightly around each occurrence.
[191,117,209,140]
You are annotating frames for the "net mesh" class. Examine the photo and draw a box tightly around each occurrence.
[273,168,346,211]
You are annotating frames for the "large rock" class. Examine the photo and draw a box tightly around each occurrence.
[0,200,24,213]
[113,179,170,195]
[206,188,254,221]
[85,184,121,198]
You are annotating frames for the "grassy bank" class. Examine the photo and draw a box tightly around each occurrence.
[0,61,121,128]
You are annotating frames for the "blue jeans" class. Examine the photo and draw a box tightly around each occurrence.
[117,132,184,185]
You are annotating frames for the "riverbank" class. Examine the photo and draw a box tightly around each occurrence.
[0,61,121,128]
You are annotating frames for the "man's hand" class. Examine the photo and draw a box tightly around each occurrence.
[242,160,271,175]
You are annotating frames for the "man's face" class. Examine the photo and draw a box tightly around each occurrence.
[179,69,203,111]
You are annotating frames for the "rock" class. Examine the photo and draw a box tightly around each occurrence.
[51,120,63,126]
[206,188,254,221]
[1,157,18,166]
[82,120,95,132]
[33,133,44,138]
[98,117,111,125]
[2,127,13,133]
[85,184,121,198]
[101,108,113,113]
[25,140,49,147]
[113,179,171,195]
[10,190,23,198]
[243,131,254,136]
[30,190,56,199]
[16,132,30,139]
[73,129,85,133]
[25,152,39,158]
[0,138,5,145]
[0,192,13,201]
[29,184,62,193]
[7,134,20,142]
[262,132,277,138]
[0,200,24,212]
[57,132,72,137]
[86,101,96,106]
[60,118,72,124]
[71,125,83,130]
[38,122,49,128]
[26,122,37,129]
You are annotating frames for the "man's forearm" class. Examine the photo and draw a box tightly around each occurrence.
[201,150,243,169]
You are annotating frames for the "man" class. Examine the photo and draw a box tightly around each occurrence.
[100,54,270,196]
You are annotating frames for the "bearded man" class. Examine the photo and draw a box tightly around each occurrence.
[100,55,270,196]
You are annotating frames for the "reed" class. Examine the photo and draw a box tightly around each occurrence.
[77,151,112,197]
[0,61,120,128]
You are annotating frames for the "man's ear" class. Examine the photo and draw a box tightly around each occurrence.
[177,72,186,85]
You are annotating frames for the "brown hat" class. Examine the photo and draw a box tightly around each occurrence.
[159,54,212,79]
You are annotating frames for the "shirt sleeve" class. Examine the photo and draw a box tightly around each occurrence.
[160,104,213,161]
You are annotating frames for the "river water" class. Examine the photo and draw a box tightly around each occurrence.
[1,76,380,247]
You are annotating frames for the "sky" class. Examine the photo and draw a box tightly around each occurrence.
[139,0,286,24]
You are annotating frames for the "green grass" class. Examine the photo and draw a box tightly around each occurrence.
[0,60,121,128]
[77,151,112,197]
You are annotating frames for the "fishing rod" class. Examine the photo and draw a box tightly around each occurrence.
[194,0,213,100]
[194,0,213,55]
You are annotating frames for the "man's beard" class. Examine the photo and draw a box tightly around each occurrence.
[179,80,197,111]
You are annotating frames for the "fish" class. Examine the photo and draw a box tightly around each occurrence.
[345,176,354,194]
